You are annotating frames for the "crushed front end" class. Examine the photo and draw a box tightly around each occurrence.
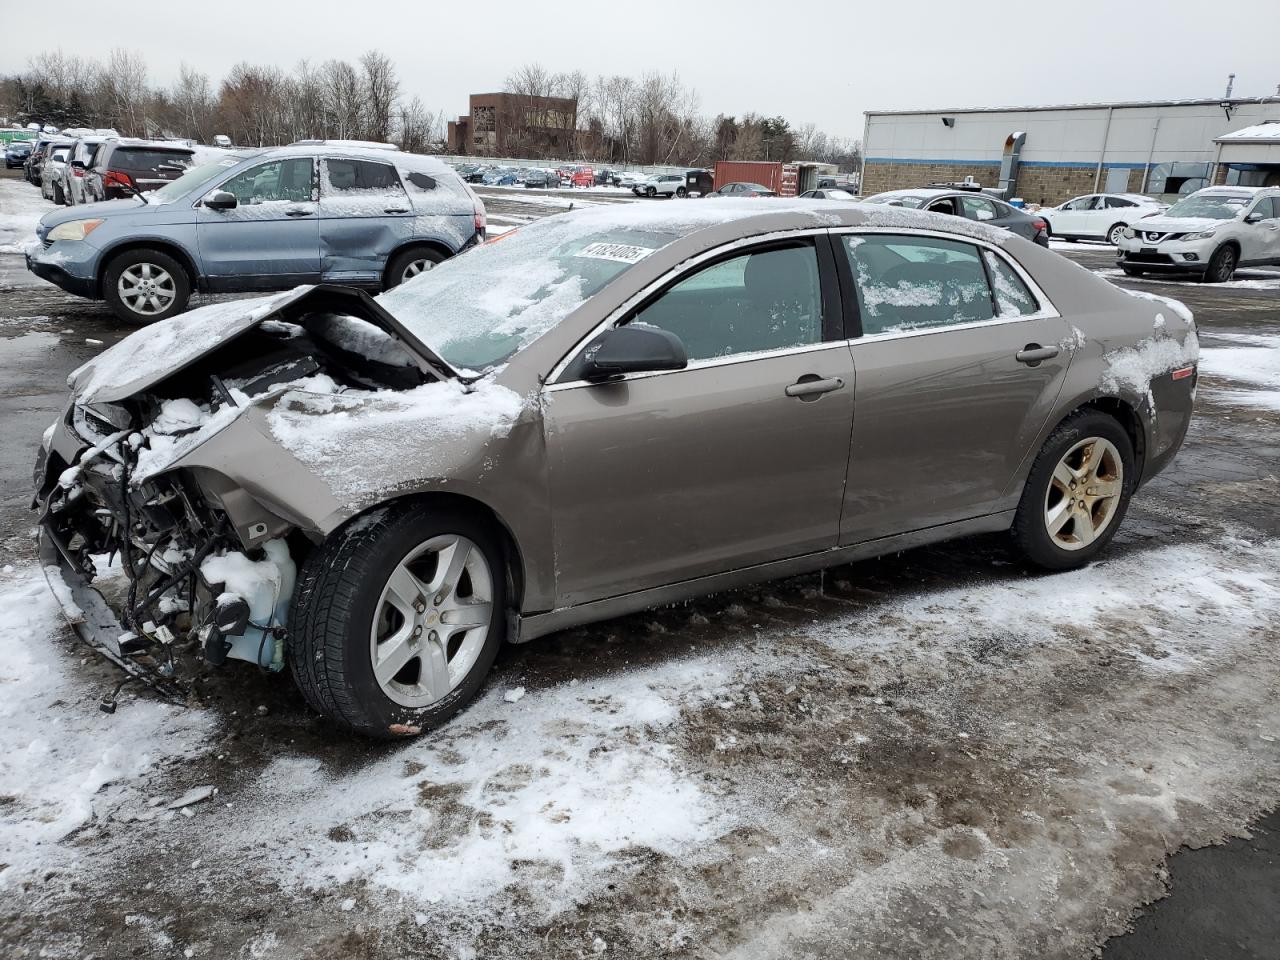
[33,285,452,697]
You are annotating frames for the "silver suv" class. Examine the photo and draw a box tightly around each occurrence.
[27,145,486,323]
[1116,186,1280,281]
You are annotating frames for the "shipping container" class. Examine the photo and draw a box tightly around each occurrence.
[713,160,782,193]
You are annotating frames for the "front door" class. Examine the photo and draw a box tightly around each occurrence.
[196,157,320,289]
[319,156,415,285]
[834,231,1074,544]
[542,240,855,607]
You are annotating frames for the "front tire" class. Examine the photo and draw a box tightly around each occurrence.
[1203,244,1237,283]
[1106,223,1127,245]
[1011,410,1135,571]
[646,186,656,198]
[102,248,191,324]
[1120,265,1146,277]
[289,501,508,739]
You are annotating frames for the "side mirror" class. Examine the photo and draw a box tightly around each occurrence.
[583,325,687,380]
[204,190,238,211]
[70,160,85,171]
[1244,212,1263,224]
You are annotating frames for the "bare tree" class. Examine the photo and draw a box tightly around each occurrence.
[321,59,363,140]
[359,50,399,142]
[98,48,149,135]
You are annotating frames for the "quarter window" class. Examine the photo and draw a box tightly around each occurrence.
[323,158,404,193]
[982,251,1039,317]
[221,158,313,204]
[627,243,823,362]
[1105,197,1136,208]
[841,234,996,335]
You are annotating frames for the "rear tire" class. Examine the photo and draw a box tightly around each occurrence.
[289,501,508,739]
[675,186,687,198]
[1106,223,1127,245]
[385,246,446,290]
[1011,410,1136,571]
[1203,244,1237,283]
[102,248,191,325]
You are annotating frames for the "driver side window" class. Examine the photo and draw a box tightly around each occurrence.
[221,158,314,205]
[627,243,823,362]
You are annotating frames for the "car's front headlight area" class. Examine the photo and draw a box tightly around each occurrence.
[1179,230,1218,242]
[46,219,104,242]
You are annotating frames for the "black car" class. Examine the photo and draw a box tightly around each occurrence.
[523,170,559,188]
[594,169,624,186]
[85,140,194,201]
[5,140,33,169]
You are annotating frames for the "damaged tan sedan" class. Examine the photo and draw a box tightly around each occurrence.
[35,200,1199,737]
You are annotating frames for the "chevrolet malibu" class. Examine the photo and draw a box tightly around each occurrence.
[35,200,1198,738]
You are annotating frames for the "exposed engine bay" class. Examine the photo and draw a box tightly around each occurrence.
[35,286,449,697]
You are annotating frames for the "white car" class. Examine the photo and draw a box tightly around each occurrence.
[1116,186,1280,282]
[1039,193,1166,245]
[40,141,74,204]
[62,137,110,206]
[632,173,686,198]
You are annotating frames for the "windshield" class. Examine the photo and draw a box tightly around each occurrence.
[864,193,925,208]
[377,204,789,372]
[1165,193,1251,220]
[148,157,243,204]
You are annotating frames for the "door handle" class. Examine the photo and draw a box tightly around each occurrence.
[785,376,845,400]
[1015,344,1060,366]
[284,207,314,217]
[383,206,410,214]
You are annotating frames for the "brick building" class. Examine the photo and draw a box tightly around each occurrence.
[861,97,1280,205]
[447,92,579,157]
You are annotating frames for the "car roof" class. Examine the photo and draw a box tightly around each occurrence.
[1196,185,1270,196]
[256,144,456,175]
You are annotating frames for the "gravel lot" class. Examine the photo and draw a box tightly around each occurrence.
[2,170,1278,960]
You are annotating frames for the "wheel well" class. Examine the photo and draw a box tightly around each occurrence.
[381,241,454,287]
[1216,239,1242,257]
[1079,397,1146,476]
[97,241,198,297]
[342,492,526,612]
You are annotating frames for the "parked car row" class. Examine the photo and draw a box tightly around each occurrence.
[451,162,620,188]
[25,143,487,323]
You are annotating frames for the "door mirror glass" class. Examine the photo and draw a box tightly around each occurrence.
[582,325,688,380]
[204,189,238,211]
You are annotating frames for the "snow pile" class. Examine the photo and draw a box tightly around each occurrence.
[266,378,526,502]
[242,657,734,913]
[0,175,51,256]
[0,567,211,887]
[70,288,310,403]
[1198,332,1280,410]
[1100,329,1199,396]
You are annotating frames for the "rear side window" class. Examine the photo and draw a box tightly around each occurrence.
[628,243,823,362]
[841,234,996,335]
[960,196,999,221]
[982,251,1040,317]
[112,149,193,171]
[1105,197,1136,208]
[323,158,404,193]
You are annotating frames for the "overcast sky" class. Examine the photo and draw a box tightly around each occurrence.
[3,0,1279,141]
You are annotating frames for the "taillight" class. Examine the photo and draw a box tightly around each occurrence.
[103,170,134,189]
[474,206,486,235]
[1032,218,1047,232]
[73,166,85,177]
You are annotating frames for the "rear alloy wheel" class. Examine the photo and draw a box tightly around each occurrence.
[289,502,507,738]
[385,246,446,290]
[103,248,191,324]
[1203,244,1237,283]
[1106,223,1127,245]
[675,186,687,198]
[1012,411,1135,570]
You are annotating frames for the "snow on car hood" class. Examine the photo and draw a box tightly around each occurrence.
[68,288,313,404]
[1128,215,1232,234]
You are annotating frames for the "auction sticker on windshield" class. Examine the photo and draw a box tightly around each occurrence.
[575,242,656,264]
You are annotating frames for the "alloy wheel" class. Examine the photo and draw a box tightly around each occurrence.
[118,263,177,316]
[369,534,493,708]
[1043,437,1124,551]
[401,258,435,283]
[1107,224,1126,245]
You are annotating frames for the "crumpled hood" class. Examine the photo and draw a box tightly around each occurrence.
[1129,215,1234,234]
[68,288,314,404]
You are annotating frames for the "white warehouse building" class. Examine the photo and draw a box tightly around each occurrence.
[860,97,1280,205]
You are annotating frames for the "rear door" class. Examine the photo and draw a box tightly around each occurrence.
[1242,196,1280,264]
[834,231,1074,544]
[542,237,855,606]
[318,157,414,285]
[196,156,321,289]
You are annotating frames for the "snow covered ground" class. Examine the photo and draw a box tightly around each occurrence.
[1199,332,1280,411]
[1095,265,1280,290]
[0,175,46,256]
